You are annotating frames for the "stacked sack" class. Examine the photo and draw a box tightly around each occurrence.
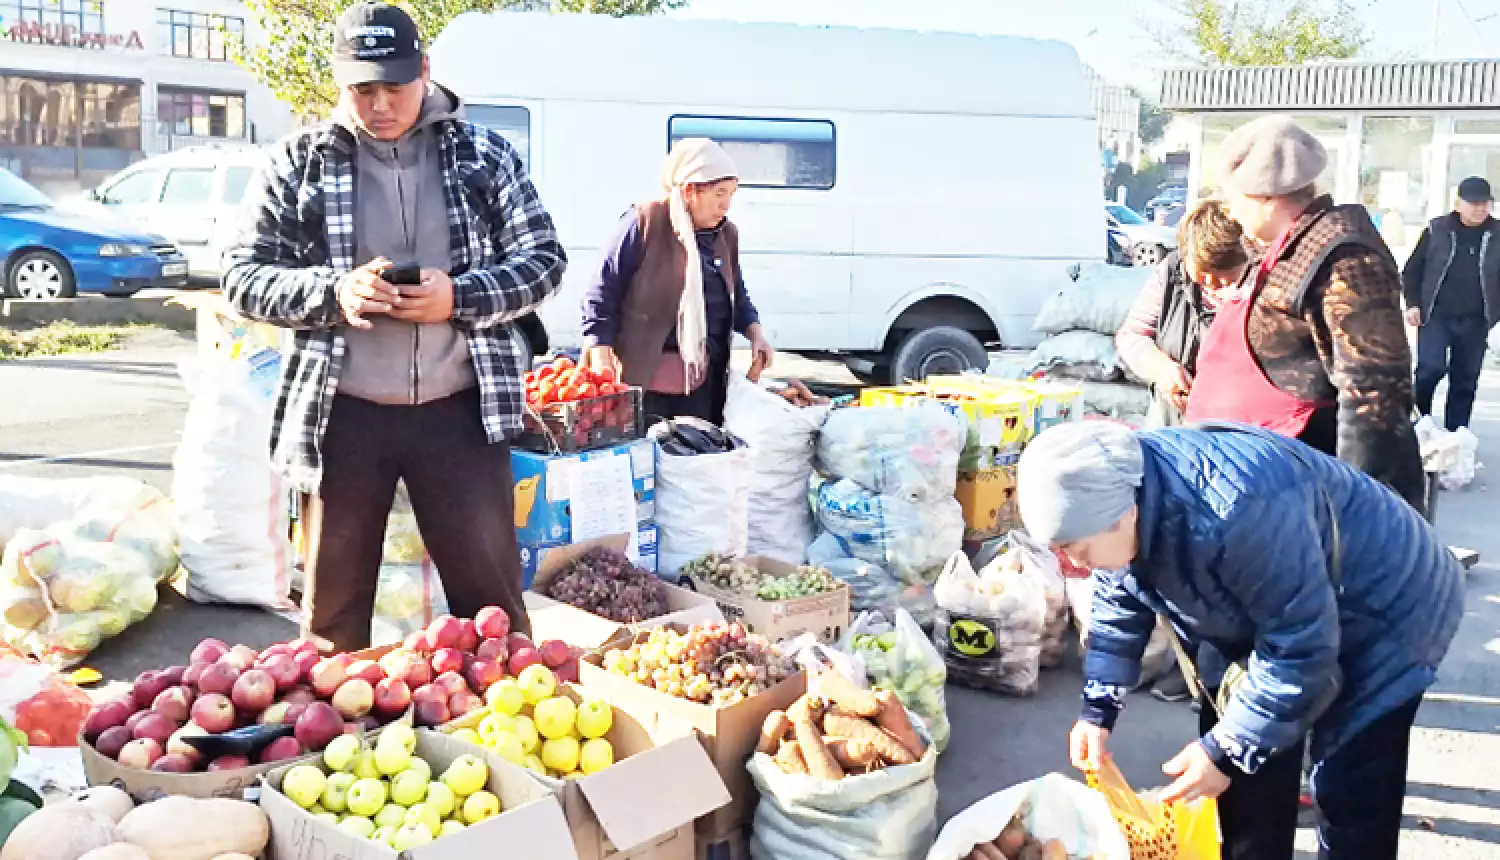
[1028,262,1154,426]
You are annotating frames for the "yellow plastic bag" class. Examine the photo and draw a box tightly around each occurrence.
[1086,760,1220,860]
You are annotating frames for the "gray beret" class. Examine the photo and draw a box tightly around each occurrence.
[1217,115,1328,197]
[1016,421,1144,546]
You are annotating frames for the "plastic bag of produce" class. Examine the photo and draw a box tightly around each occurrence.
[651,422,751,575]
[1028,331,1121,382]
[0,475,166,549]
[980,533,1070,668]
[932,552,1045,696]
[815,479,963,587]
[173,354,295,610]
[818,404,966,503]
[1032,261,1153,336]
[926,773,1130,860]
[748,711,938,860]
[371,483,449,645]
[724,373,832,564]
[843,609,951,752]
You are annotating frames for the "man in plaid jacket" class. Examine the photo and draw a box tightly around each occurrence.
[224,2,565,651]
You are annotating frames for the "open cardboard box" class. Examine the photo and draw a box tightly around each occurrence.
[526,534,724,651]
[78,730,320,803]
[261,729,578,860]
[686,556,850,644]
[578,624,806,839]
[445,685,731,860]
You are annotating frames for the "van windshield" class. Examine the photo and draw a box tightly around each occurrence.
[0,169,52,208]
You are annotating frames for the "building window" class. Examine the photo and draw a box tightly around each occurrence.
[465,104,531,168]
[1453,119,1500,136]
[155,9,244,61]
[157,89,245,146]
[1359,116,1434,262]
[0,74,139,150]
[0,0,105,35]
[668,116,836,190]
[1199,115,1346,201]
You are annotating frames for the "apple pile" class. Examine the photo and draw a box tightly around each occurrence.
[447,663,614,781]
[280,723,500,849]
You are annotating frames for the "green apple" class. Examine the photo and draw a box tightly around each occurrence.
[374,803,408,830]
[405,802,443,837]
[378,722,417,755]
[283,764,328,809]
[353,750,382,781]
[322,772,357,814]
[580,737,614,775]
[462,790,501,824]
[337,815,375,839]
[512,716,540,754]
[541,736,580,774]
[485,679,525,716]
[389,769,428,807]
[404,756,433,782]
[371,825,398,847]
[392,823,434,850]
[441,819,466,837]
[488,730,525,765]
[575,698,612,739]
[323,733,363,773]
[477,712,515,742]
[425,781,457,818]
[374,741,412,776]
[441,754,489,797]
[346,778,388,818]
[522,754,547,776]
[516,664,557,705]
[533,696,577,741]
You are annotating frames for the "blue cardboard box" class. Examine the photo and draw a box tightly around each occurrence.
[512,439,655,545]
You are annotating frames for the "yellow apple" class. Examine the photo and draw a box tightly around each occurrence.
[487,729,525,765]
[575,698,613,740]
[516,664,557,705]
[512,715,540,754]
[405,802,443,838]
[441,819,467,837]
[485,679,526,716]
[425,781,457,818]
[450,728,482,748]
[521,754,547,776]
[441,754,489,797]
[374,804,408,830]
[477,712,515,742]
[540,736,580,774]
[462,790,501,824]
[533,697,577,741]
[580,737,614,775]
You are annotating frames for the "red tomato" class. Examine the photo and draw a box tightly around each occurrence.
[552,356,575,372]
[579,382,598,399]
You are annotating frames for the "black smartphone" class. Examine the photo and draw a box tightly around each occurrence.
[384,263,421,286]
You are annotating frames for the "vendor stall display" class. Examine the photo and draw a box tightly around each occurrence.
[681,554,851,644]
[520,355,644,454]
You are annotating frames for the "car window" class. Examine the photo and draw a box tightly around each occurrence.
[1107,204,1147,226]
[103,170,163,205]
[161,168,216,205]
[221,166,255,204]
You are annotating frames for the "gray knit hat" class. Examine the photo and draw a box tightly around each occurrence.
[1016,421,1144,546]
[1218,115,1327,197]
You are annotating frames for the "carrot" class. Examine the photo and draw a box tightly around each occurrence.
[874,690,926,757]
[758,711,791,756]
[787,694,825,727]
[816,670,881,718]
[774,739,807,775]
[822,711,915,765]
[793,716,843,780]
[823,737,878,770]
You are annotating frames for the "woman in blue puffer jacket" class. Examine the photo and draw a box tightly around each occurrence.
[1015,420,1463,860]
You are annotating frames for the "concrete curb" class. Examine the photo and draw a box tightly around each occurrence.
[1,295,197,330]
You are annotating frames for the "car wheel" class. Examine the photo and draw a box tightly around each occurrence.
[5,250,76,300]
[510,324,533,366]
[888,325,989,384]
[1133,243,1166,267]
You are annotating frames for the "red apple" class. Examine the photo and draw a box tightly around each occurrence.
[182,663,209,688]
[411,684,444,707]
[223,644,259,671]
[475,638,509,665]
[207,754,251,771]
[190,638,230,665]
[464,659,504,694]
[331,679,374,719]
[357,714,382,732]
[404,631,429,654]
[283,686,318,706]
[232,669,277,714]
[118,738,163,769]
[330,653,355,670]
[507,647,542,676]
[554,658,580,685]
[505,633,534,658]
[430,648,465,676]
[150,753,195,773]
[191,694,236,734]
[289,637,320,656]
[84,699,134,740]
[167,724,208,764]
[291,650,320,682]
[475,606,511,641]
[294,702,344,751]
[433,671,468,698]
[539,640,570,669]
[282,702,309,727]
[414,698,450,727]
[132,712,178,745]
[258,643,293,661]
[426,615,463,650]
[152,686,195,723]
[345,660,385,686]
[378,648,416,677]
[259,736,303,763]
[125,710,152,735]
[309,659,347,698]
[94,726,134,760]
[448,692,483,719]
[197,663,241,697]
[159,665,188,686]
[131,671,171,710]
[373,678,411,718]
[457,619,480,654]
[260,655,302,693]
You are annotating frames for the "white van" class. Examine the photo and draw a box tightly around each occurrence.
[431,13,1101,382]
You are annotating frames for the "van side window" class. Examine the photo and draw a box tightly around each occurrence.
[668,116,835,190]
[465,105,531,169]
[161,168,216,204]
[222,166,255,204]
[102,170,163,204]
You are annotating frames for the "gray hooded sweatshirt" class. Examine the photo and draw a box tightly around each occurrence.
[336,84,476,405]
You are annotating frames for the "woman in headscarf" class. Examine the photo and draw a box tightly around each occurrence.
[1015,420,1462,860]
[580,138,775,425]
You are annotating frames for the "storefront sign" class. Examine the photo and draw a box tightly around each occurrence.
[5,21,143,50]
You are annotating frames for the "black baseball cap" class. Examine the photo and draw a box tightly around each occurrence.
[1458,176,1493,204]
[332,2,423,88]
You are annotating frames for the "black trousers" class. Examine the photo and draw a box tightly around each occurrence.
[1201,693,1422,860]
[1415,315,1490,430]
[642,357,730,426]
[301,389,529,652]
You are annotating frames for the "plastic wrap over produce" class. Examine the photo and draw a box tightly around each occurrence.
[932,552,1046,696]
[817,404,965,503]
[977,532,1071,668]
[815,479,964,588]
[808,533,901,613]
[371,485,448,646]
[844,609,950,752]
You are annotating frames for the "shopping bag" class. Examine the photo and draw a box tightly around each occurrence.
[927,772,1130,860]
[1086,759,1220,860]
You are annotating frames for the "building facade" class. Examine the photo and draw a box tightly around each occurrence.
[1,0,291,194]
[1161,59,1500,262]
[1085,64,1141,173]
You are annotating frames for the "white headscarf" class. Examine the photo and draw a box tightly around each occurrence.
[659,138,739,386]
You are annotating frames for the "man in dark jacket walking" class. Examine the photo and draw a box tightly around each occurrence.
[1403,176,1499,431]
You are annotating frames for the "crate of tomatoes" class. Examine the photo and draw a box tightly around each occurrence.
[520,355,644,452]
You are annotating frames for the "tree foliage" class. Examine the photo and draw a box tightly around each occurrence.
[234,0,686,117]
[1149,0,1367,66]
[1135,93,1169,146]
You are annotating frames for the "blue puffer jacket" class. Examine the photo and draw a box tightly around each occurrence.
[1086,425,1464,760]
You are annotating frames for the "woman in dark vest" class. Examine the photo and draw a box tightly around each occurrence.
[580,138,775,425]
[1116,200,1248,427]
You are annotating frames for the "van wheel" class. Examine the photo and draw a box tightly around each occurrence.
[888,326,988,384]
[511,325,533,365]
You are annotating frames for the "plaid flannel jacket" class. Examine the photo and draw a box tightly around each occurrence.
[223,117,566,494]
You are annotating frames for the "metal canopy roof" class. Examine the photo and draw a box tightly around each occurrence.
[1162,60,1500,111]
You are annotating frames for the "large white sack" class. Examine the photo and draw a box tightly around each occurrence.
[651,423,751,575]
[172,354,296,609]
[1028,331,1121,382]
[1033,262,1154,335]
[722,374,830,564]
[927,773,1130,860]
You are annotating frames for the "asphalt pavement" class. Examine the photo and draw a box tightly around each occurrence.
[2,336,1498,857]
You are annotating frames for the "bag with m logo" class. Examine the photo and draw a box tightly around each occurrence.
[932,551,1046,696]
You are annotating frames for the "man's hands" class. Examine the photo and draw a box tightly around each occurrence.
[338,261,456,328]
[388,269,455,325]
[1405,307,1423,327]
[1069,720,1111,772]
[747,323,775,383]
[1159,741,1232,804]
[1158,362,1193,412]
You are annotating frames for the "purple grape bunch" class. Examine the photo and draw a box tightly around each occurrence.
[542,547,670,622]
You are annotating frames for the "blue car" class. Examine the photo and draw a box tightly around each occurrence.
[1,168,189,300]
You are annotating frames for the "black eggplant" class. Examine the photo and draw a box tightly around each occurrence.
[179,722,294,761]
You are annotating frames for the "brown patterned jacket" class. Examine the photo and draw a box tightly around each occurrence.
[1248,196,1426,511]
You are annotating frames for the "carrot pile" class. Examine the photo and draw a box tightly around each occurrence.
[759,671,926,780]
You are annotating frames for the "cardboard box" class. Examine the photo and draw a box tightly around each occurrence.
[522,523,659,590]
[446,686,731,860]
[78,731,319,803]
[579,626,807,838]
[513,440,656,545]
[261,730,579,860]
[686,557,851,644]
[954,465,1019,542]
